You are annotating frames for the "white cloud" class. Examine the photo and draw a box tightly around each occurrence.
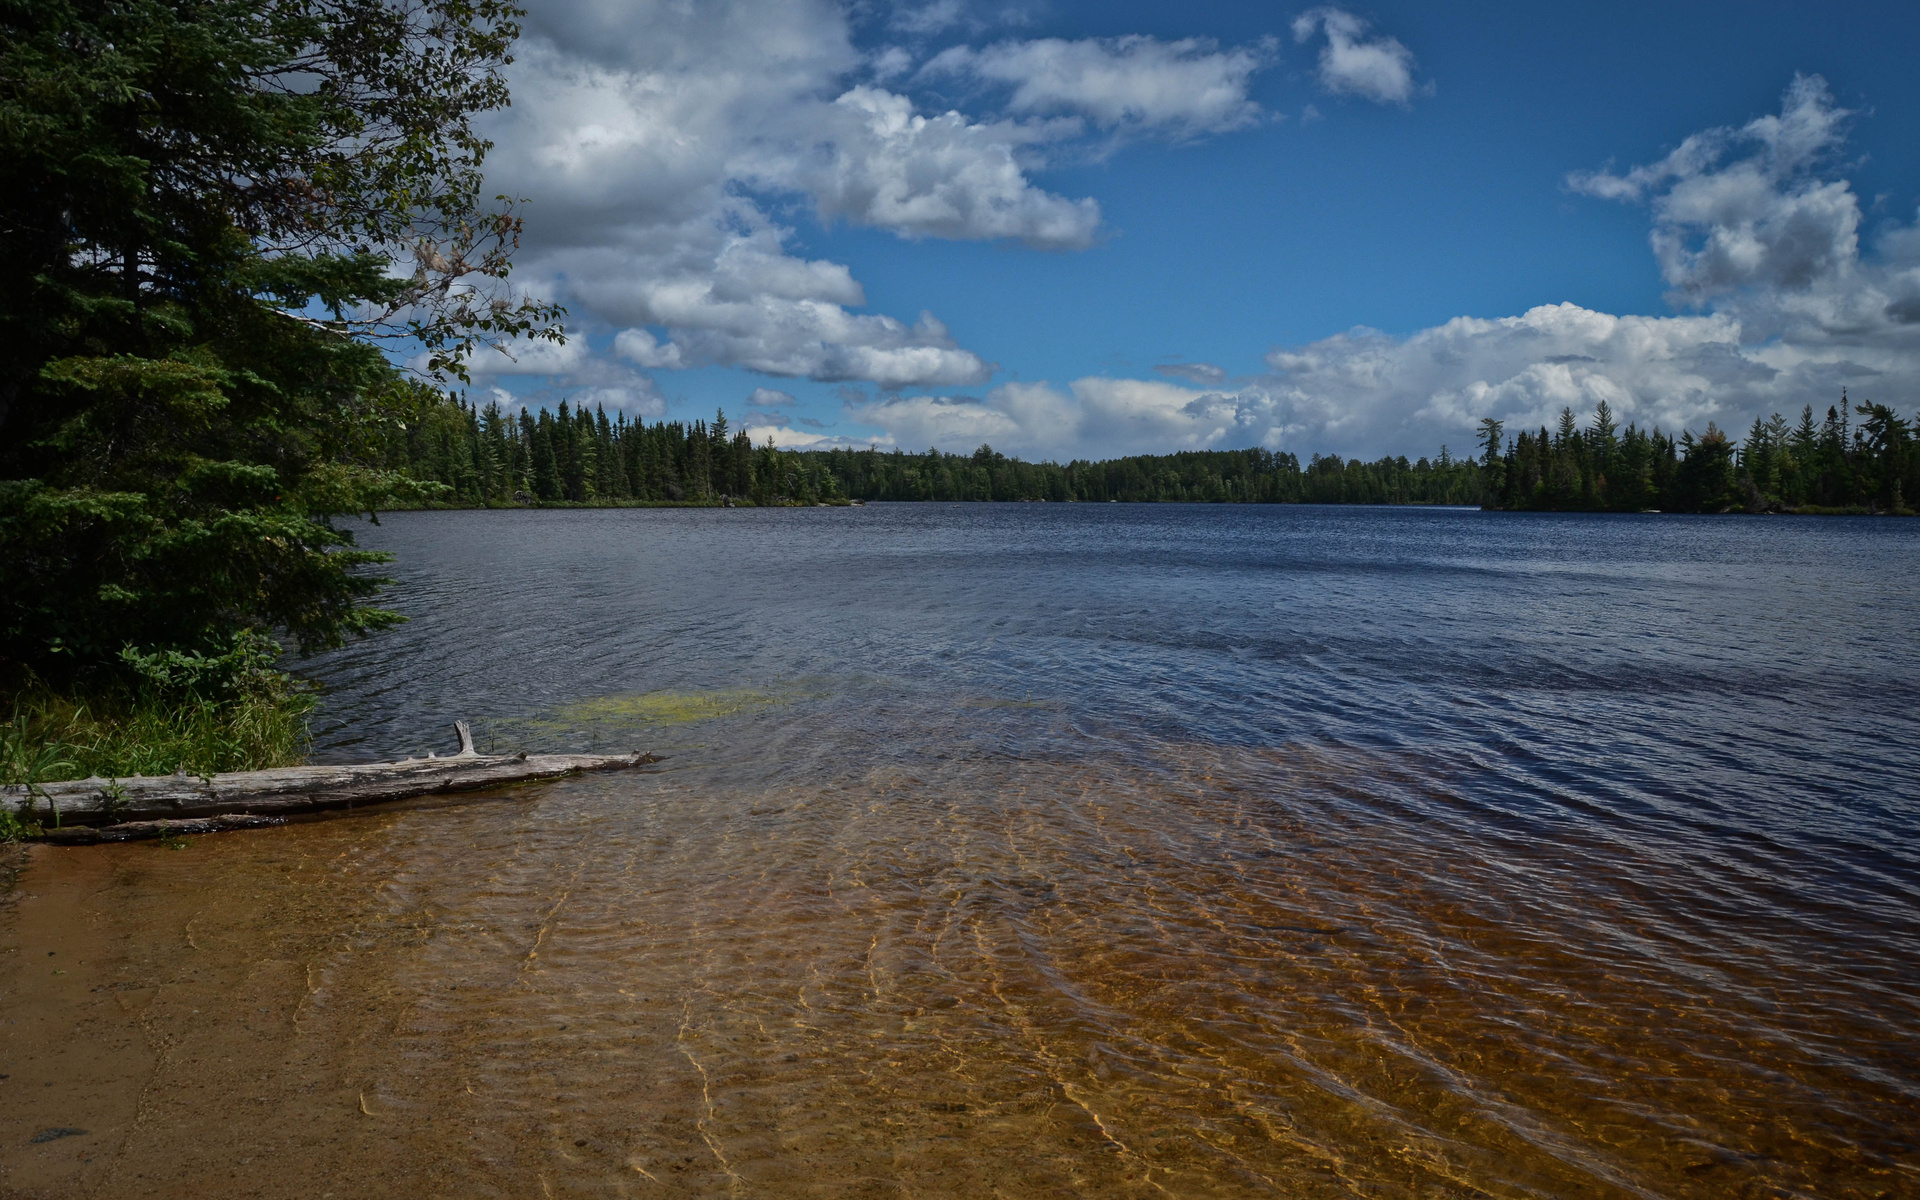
[794,87,1099,246]
[563,363,668,417]
[921,35,1272,137]
[745,424,892,450]
[890,0,969,36]
[748,387,799,407]
[852,377,1249,459]
[425,333,666,417]
[846,78,1920,460]
[1291,8,1418,106]
[1256,304,1783,450]
[451,335,591,376]
[1563,74,1920,361]
[479,0,1105,392]
[847,300,1888,459]
[605,254,994,387]
[1568,74,1859,301]
[869,45,915,80]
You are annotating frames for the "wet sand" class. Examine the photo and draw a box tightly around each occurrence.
[0,815,452,1198]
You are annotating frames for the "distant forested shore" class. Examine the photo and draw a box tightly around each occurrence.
[380,391,1916,515]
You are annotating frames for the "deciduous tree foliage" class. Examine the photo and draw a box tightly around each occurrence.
[0,0,558,689]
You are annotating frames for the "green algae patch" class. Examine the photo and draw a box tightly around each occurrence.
[554,689,787,727]
[478,686,811,755]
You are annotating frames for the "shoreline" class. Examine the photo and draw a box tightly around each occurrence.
[375,497,1916,515]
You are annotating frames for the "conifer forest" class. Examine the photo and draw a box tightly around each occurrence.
[386,391,1916,514]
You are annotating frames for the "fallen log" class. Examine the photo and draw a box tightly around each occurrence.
[6,721,659,840]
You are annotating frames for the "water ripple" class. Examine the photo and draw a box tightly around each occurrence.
[274,504,1920,1193]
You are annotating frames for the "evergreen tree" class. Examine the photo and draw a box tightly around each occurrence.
[1477,417,1506,502]
[0,0,559,688]
[531,410,560,501]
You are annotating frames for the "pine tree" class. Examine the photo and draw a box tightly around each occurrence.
[531,410,561,501]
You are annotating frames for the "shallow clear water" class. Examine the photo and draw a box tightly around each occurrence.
[287,505,1920,1195]
[20,504,1919,1198]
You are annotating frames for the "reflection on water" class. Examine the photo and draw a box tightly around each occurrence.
[8,505,1920,1196]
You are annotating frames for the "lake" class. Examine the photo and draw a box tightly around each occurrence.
[5,503,1917,1197]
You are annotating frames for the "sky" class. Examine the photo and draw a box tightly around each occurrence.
[458,0,1920,462]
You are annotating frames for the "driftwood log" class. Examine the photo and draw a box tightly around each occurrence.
[6,722,659,844]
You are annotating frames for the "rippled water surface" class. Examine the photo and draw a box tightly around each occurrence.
[19,505,1920,1197]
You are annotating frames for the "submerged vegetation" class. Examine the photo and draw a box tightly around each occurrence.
[552,690,789,727]
[386,391,1917,514]
[474,688,794,759]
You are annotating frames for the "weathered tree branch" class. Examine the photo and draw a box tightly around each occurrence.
[7,722,659,842]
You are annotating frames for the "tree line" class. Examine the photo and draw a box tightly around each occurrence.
[381,392,1488,506]
[384,390,1915,514]
[1478,394,1916,514]
[377,390,845,505]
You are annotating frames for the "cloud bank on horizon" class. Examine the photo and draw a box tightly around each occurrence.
[468,1,1920,462]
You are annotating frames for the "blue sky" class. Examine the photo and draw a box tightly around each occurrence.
[467,0,1920,460]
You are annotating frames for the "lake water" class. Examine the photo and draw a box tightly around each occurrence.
[9,504,1920,1197]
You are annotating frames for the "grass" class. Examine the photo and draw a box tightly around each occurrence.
[2,678,313,839]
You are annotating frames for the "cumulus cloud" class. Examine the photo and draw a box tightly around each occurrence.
[1564,73,1920,358]
[845,78,1920,460]
[1568,74,1858,301]
[748,387,798,407]
[464,357,666,418]
[606,269,992,389]
[1255,304,1783,450]
[482,0,1097,392]
[794,87,1098,246]
[920,35,1272,137]
[849,299,1897,459]
[1291,8,1418,106]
